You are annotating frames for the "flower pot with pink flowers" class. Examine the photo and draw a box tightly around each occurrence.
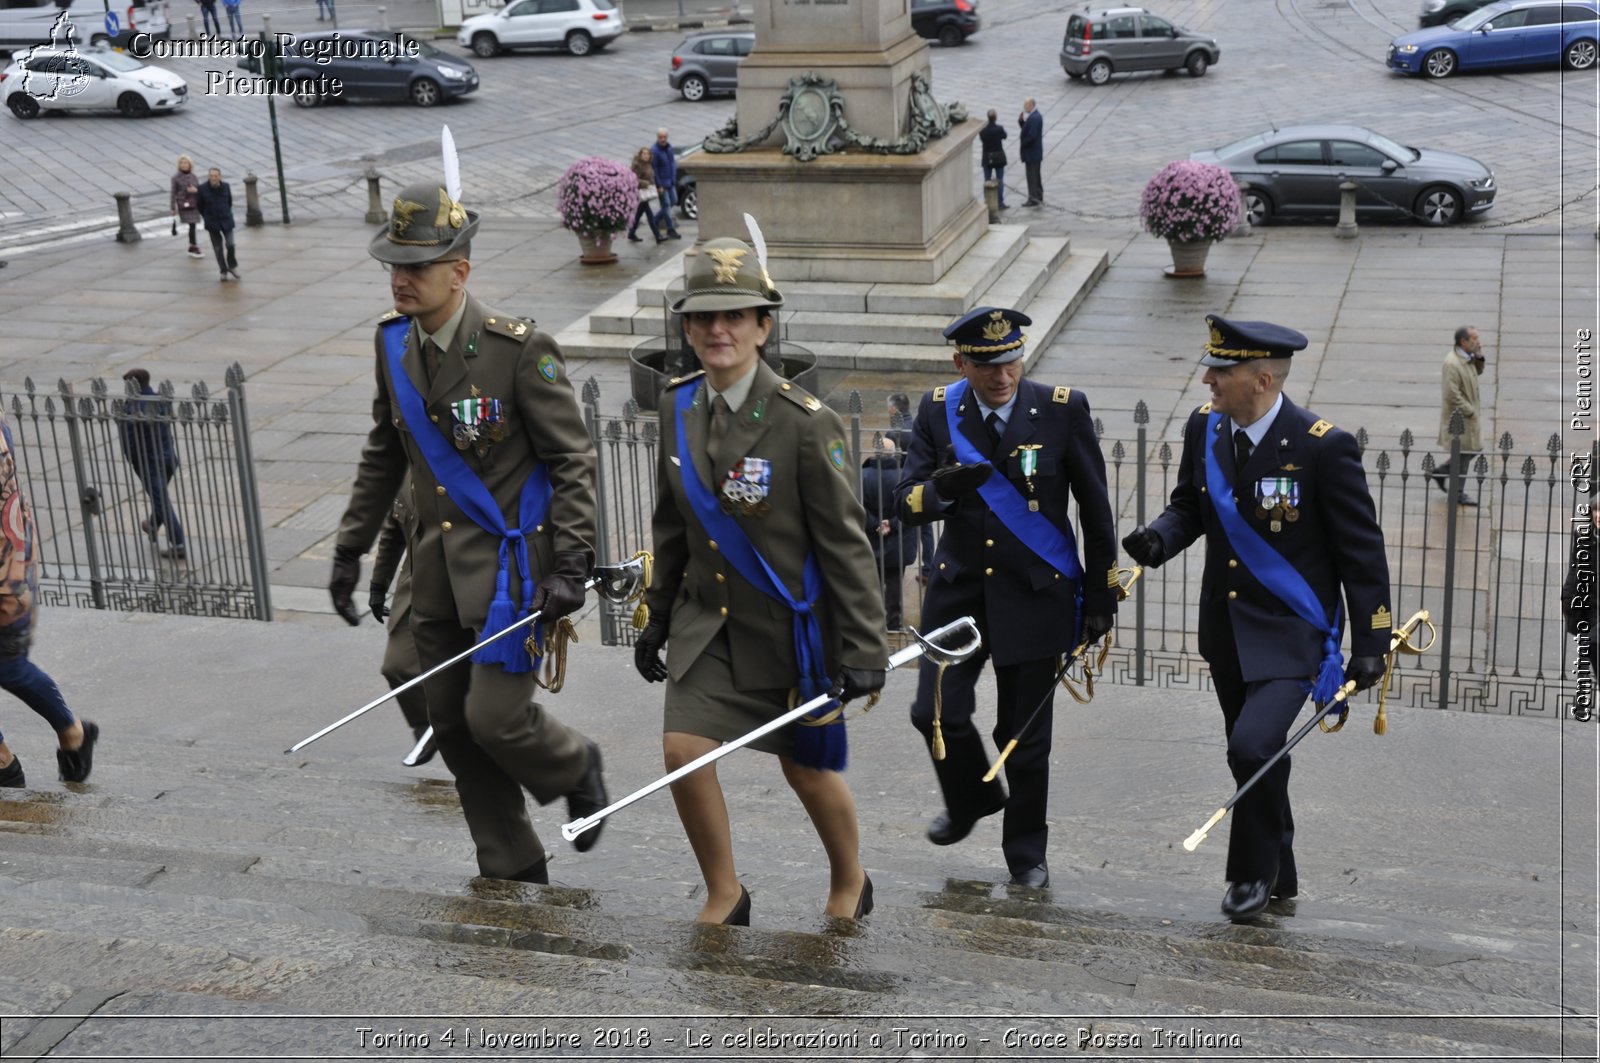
[557,156,638,265]
[1139,160,1242,278]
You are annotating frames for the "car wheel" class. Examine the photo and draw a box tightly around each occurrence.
[680,74,707,102]
[118,92,151,118]
[1185,51,1209,77]
[1565,38,1597,70]
[1242,188,1271,227]
[471,32,499,58]
[679,185,698,220]
[292,80,319,107]
[7,93,39,119]
[1087,58,1112,85]
[1422,48,1456,78]
[565,30,592,56]
[1415,184,1462,226]
[410,78,441,107]
[938,24,962,47]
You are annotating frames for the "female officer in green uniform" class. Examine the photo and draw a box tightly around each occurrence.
[633,237,888,925]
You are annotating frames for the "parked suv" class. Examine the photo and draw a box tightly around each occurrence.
[251,30,479,108]
[668,30,752,101]
[1059,7,1220,84]
[911,0,980,47]
[457,0,623,58]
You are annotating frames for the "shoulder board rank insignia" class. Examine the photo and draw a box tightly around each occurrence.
[907,484,925,514]
[932,386,947,403]
[1308,419,1334,438]
[1371,605,1392,631]
[377,309,405,324]
[537,354,558,383]
[1198,402,1213,414]
[777,382,816,412]
[1052,386,1072,404]
[665,370,706,390]
[803,396,822,412]
[485,316,532,340]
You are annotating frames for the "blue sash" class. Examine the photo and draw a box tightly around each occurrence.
[672,381,844,771]
[1203,410,1344,704]
[382,317,551,673]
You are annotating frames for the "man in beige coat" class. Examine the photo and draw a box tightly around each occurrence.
[330,180,608,885]
[1435,324,1485,508]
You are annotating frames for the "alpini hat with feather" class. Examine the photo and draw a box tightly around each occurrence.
[670,214,784,313]
[369,127,480,265]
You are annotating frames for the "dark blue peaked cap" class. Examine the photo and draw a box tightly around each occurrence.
[1200,313,1308,368]
[943,306,1033,365]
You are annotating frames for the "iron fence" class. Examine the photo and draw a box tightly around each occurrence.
[2,367,272,620]
[581,379,1585,716]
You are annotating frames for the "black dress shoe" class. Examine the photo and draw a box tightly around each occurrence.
[1457,492,1478,507]
[407,727,438,766]
[1221,879,1274,922]
[1009,861,1050,888]
[57,720,98,783]
[926,802,1002,846]
[0,756,23,788]
[723,885,751,926]
[565,741,608,853]
[1270,882,1298,900]
[508,857,549,884]
[852,874,874,919]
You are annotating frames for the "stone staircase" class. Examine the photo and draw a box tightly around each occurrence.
[0,610,1593,1058]
[553,225,1109,372]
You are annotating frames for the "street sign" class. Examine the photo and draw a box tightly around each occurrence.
[103,10,120,36]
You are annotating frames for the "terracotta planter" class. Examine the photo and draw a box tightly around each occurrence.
[577,232,618,265]
[1164,238,1211,278]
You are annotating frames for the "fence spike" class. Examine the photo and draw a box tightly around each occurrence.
[622,398,640,423]
[76,397,94,418]
[604,420,621,442]
[43,396,55,415]
[226,362,246,388]
[642,421,658,443]
[1547,432,1563,458]
[8,396,19,417]
[1520,456,1537,481]
[1473,453,1488,476]
[178,401,197,422]
[1376,449,1391,474]
[1499,431,1514,453]
[24,378,36,397]
[1355,426,1369,451]
[1420,453,1436,474]
[1448,408,1465,436]
[1134,400,1149,426]
[582,377,600,405]
[847,389,862,415]
[1399,428,1414,451]
[89,377,108,400]
[1093,416,1104,439]
[1158,441,1172,464]
[1111,440,1125,461]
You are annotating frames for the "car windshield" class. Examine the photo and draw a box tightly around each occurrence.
[1215,132,1269,157]
[1365,130,1418,161]
[398,32,442,58]
[88,49,147,72]
[1453,4,1510,29]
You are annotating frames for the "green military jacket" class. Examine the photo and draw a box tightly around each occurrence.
[337,291,597,629]
[646,360,887,691]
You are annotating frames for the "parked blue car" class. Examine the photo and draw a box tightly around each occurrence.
[1388,0,1598,77]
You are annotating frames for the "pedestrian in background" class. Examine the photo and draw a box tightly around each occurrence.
[222,0,243,37]
[196,167,240,282]
[626,147,663,244]
[119,368,186,561]
[887,392,935,585]
[979,108,1009,210]
[0,409,98,789]
[367,479,436,763]
[649,129,683,241]
[1434,323,1484,508]
[170,155,201,259]
[195,0,221,37]
[861,434,910,630]
[1018,98,1044,207]
[316,0,335,20]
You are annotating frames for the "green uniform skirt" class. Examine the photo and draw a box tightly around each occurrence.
[663,628,797,757]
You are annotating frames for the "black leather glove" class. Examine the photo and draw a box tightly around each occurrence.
[1121,525,1165,568]
[836,667,886,702]
[634,616,669,683]
[931,445,992,500]
[1344,655,1387,693]
[1081,614,1113,645]
[532,550,589,621]
[329,545,362,626]
[368,585,389,624]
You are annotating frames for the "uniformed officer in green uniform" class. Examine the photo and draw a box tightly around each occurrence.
[329,180,608,885]
[632,237,889,924]
[367,474,436,764]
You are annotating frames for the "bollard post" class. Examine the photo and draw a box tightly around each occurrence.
[364,169,385,224]
[378,5,389,30]
[114,192,142,244]
[244,172,264,227]
[982,179,999,224]
[1334,179,1359,239]
[1230,180,1253,238]
[185,12,196,38]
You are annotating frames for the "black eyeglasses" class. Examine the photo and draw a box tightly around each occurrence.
[380,259,465,276]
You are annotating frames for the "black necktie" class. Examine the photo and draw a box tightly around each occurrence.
[985,411,1003,447]
[1234,428,1254,471]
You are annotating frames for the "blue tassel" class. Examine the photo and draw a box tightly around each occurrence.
[1311,638,1345,707]
[472,546,533,673]
[792,705,848,772]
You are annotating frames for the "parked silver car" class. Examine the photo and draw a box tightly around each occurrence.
[668,30,752,101]
[1059,6,1220,84]
[1192,124,1496,226]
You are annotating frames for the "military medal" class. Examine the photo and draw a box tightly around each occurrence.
[1018,444,1042,494]
[720,457,773,517]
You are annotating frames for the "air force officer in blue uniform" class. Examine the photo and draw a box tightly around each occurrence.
[895,308,1118,888]
[1122,315,1392,922]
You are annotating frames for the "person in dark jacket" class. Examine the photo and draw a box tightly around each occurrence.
[1017,99,1044,207]
[648,129,682,241]
[119,368,185,560]
[861,436,910,629]
[196,167,240,282]
[978,109,1009,210]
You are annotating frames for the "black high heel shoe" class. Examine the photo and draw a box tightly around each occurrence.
[722,885,751,926]
[852,874,874,919]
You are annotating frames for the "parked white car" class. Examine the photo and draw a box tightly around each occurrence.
[2,45,186,118]
[457,0,624,57]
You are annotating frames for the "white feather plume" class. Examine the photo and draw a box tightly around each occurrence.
[441,126,461,202]
[743,212,772,289]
